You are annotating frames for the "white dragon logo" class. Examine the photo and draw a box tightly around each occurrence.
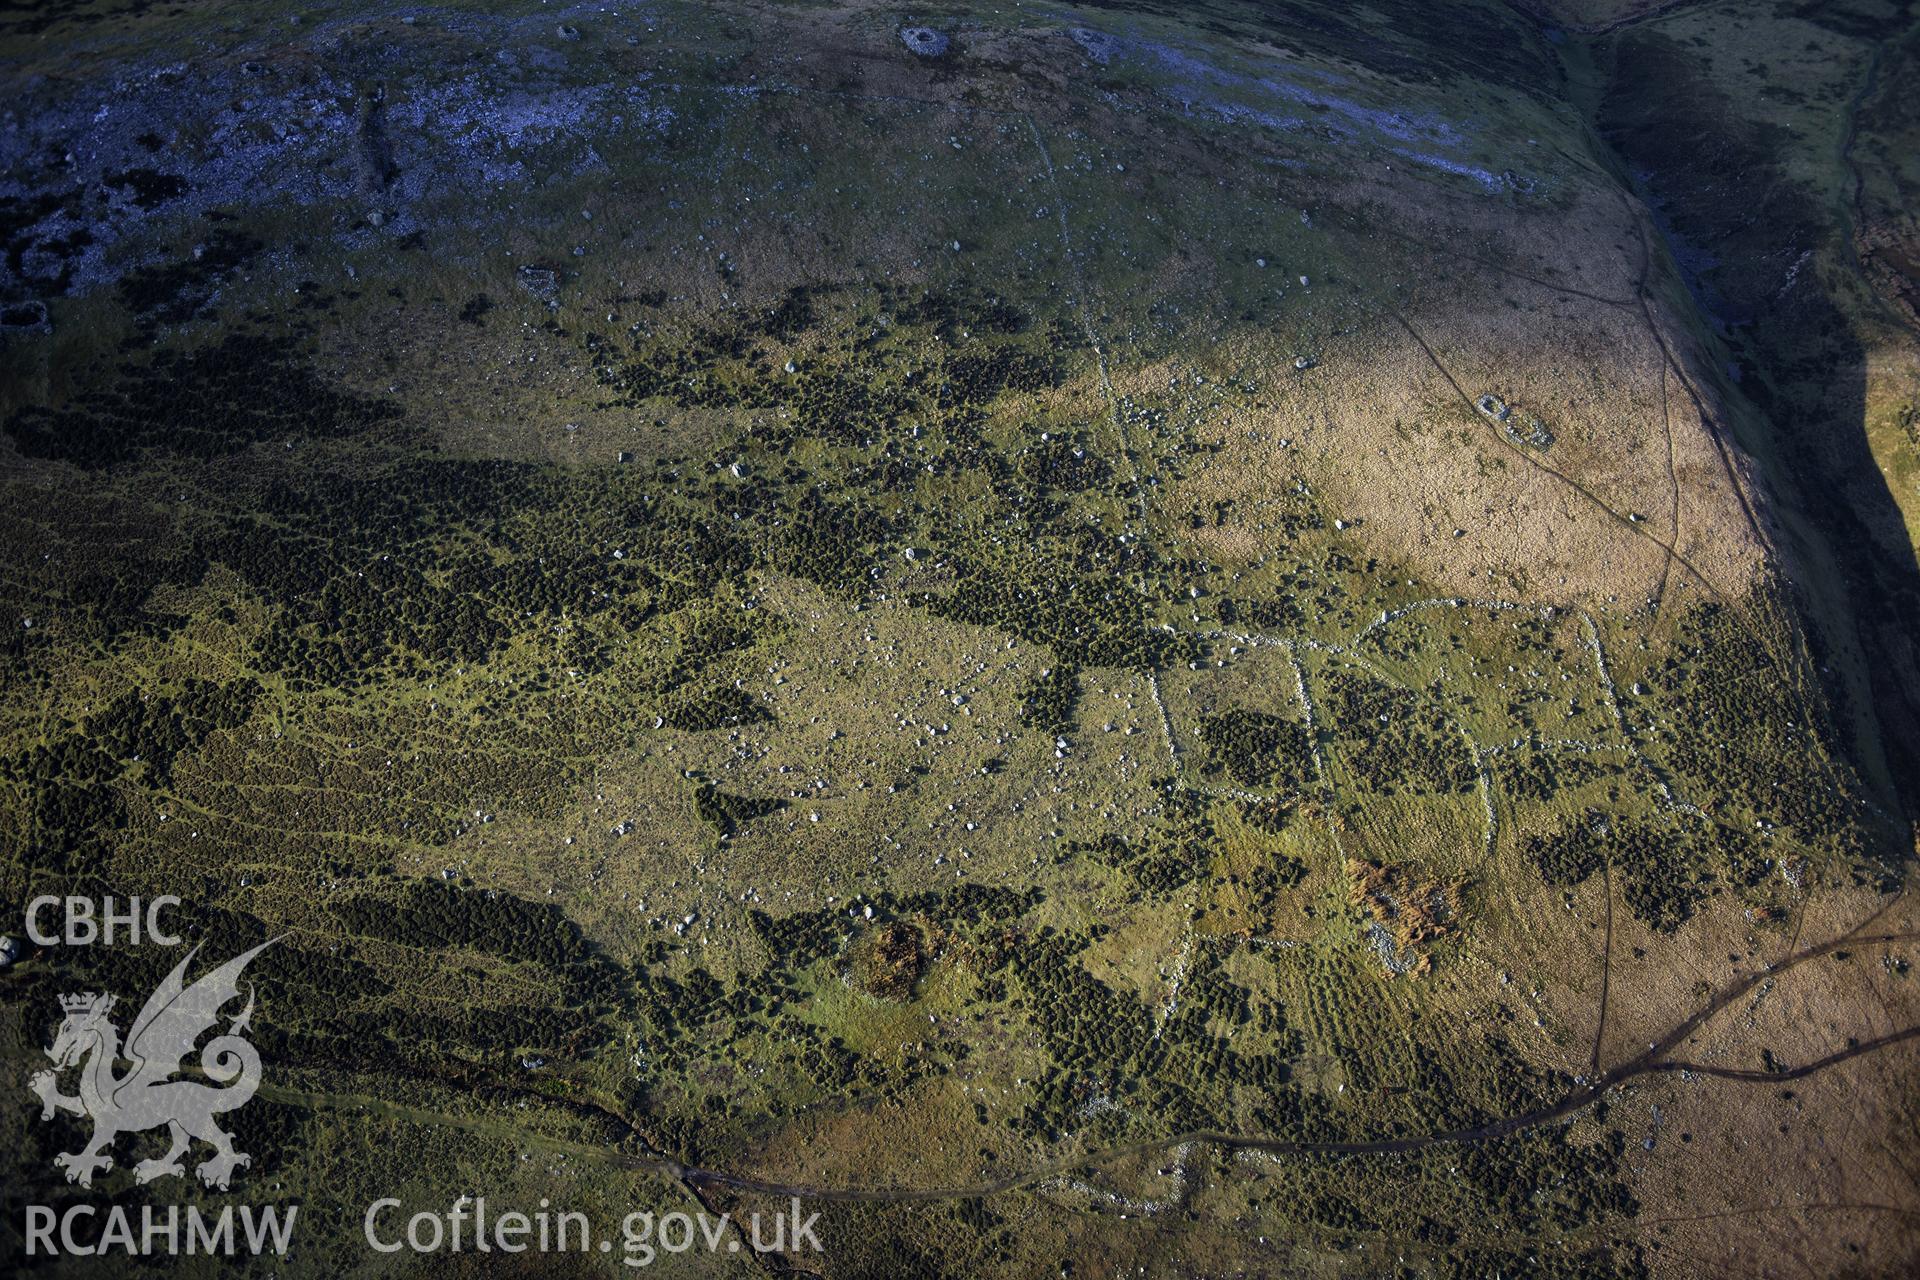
[28,938,277,1190]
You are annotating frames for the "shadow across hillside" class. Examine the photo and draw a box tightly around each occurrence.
[1588,19,1920,854]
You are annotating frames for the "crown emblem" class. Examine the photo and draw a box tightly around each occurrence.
[33,940,276,1191]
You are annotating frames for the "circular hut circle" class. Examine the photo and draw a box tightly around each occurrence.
[900,26,950,58]
[1068,27,1118,62]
